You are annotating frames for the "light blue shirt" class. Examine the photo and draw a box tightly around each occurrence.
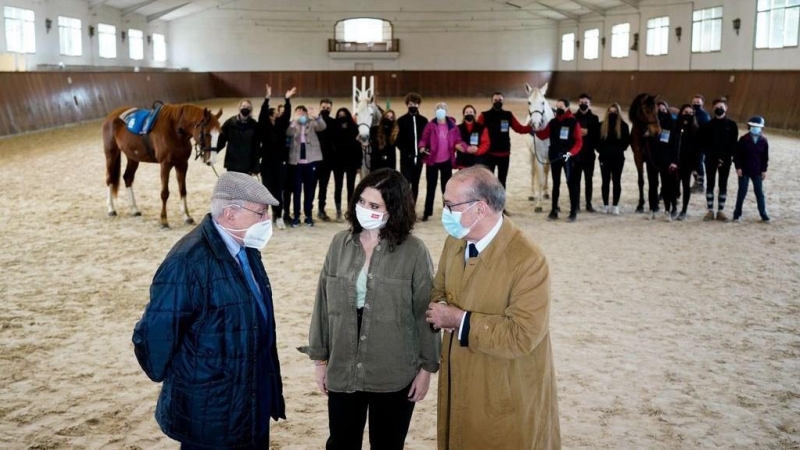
[213,218,261,296]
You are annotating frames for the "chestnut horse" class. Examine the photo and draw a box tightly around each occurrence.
[103,104,222,228]
[628,94,662,213]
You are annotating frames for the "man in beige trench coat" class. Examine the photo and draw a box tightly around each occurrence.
[426,166,560,450]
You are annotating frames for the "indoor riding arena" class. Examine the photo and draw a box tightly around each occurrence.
[0,0,798,449]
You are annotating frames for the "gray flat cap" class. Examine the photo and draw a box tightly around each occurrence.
[211,172,279,206]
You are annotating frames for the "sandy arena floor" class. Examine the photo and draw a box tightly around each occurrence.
[0,97,798,449]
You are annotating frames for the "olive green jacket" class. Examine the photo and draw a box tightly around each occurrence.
[300,230,440,393]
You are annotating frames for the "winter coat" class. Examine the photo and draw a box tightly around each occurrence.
[596,118,630,163]
[286,116,327,164]
[734,133,769,177]
[432,218,560,450]
[418,117,463,167]
[218,115,260,174]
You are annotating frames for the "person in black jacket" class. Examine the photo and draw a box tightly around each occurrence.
[733,116,770,222]
[316,98,335,221]
[477,92,533,189]
[673,104,701,221]
[370,110,399,171]
[647,101,679,221]
[595,103,630,215]
[217,99,260,174]
[396,93,428,204]
[698,98,739,222]
[133,172,285,449]
[258,84,296,229]
[574,93,600,212]
[331,107,361,221]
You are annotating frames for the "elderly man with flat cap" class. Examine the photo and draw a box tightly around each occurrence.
[133,172,285,449]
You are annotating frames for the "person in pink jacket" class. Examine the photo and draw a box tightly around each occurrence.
[418,102,466,221]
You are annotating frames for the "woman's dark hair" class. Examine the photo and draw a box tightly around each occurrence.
[335,107,353,120]
[346,168,416,250]
[462,104,476,116]
[678,103,699,133]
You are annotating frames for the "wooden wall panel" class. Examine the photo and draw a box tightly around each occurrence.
[549,71,800,131]
[0,72,214,136]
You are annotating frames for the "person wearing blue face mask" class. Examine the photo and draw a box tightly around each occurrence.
[426,166,560,450]
[733,116,770,222]
[418,102,466,221]
[286,105,327,227]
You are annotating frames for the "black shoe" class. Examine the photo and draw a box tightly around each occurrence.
[304,217,314,227]
[761,215,771,222]
[317,210,331,222]
[421,215,430,222]
[547,210,558,221]
[290,217,300,227]
[586,204,596,213]
[556,206,562,213]
[568,212,577,222]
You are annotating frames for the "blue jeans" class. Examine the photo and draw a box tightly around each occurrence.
[734,175,768,219]
[293,162,318,219]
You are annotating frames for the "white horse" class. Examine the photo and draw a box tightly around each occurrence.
[524,82,554,213]
[353,76,379,175]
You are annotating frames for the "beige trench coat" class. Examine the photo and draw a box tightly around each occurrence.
[432,218,560,450]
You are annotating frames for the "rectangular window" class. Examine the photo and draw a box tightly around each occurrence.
[756,0,800,49]
[646,16,670,56]
[58,16,82,56]
[129,28,144,60]
[153,33,166,61]
[343,18,383,43]
[692,7,723,53]
[98,23,116,59]
[584,28,600,60]
[561,32,575,61]
[4,6,36,53]
[611,23,630,58]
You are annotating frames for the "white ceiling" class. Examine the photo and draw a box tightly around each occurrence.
[94,0,641,25]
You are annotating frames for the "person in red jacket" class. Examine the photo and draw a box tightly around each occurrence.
[535,99,583,221]
[455,104,490,169]
[476,92,532,189]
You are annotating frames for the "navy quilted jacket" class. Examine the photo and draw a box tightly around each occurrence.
[132,214,285,448]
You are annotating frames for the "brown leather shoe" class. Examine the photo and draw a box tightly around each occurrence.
[716,211,729,222]
[703,211,715,221]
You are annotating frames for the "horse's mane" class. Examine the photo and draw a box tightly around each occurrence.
[160,104,204,123]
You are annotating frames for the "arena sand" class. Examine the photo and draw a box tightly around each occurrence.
[0,97,798,450]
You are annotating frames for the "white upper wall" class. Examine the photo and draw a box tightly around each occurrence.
[556,0,800,71]
[0,0,169,70]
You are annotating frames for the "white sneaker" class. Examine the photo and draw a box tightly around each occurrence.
[650,211,656,220]
[612,206,620,215]
[603,205,611,214]
[276,219,286,230]
[665,211,672,222]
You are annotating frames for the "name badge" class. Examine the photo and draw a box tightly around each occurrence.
[559,127,569,140]
[470,133,479,146]
[660,130,671,143]
[500,120,509,133]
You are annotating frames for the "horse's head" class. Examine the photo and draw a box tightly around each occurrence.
[526,82,552,131]
[355,94,375,148]
[193,107,222,163]
[631,93,661,137]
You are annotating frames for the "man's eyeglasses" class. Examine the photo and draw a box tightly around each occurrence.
[229,204,267,219]
[443,200,478,213]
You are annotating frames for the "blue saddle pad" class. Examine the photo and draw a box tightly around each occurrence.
[123,104,163,135]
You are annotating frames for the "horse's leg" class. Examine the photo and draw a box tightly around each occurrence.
[175,161,195,225]
[104,127,121,217]
[159,163,172,228]
[528,144,537,202]
[122,159,142,216]
[544,162,551,199]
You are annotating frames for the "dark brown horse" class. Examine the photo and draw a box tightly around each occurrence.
[103,104,222,228]
[628,94,662,213]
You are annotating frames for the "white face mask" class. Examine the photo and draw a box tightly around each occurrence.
[356,204,387,230]
[224,220,273,249]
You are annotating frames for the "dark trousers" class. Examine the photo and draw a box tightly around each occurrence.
[181,435,269,450]
[575,157,595,207]
[400,157,424,204]
[317,160,332,212]
[292,162,317,219]
[424,161,453,217]
[326,383,415,450]
[261,160,286,220]
[482,154,510,188]
[332,167,357,212]
[696,150,706,186]
[680,169,693,213]
[705,161,731,211]
[734,175,768,219]
[283,165,295,220]
[646,161,660,212]
[550,158,577,214]
[659,166,678,213]
[600,158,624,206]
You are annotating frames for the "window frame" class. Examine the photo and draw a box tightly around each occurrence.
[692,6,723,53]
[152,32,166,62]
[561,32,576,61]
[583,28,600,60]
[756,0,800,49]
[610,22,630,58]
[3,5,36,54]
[646,16,670,56]
[98,23,117,59]
[129,28,144,61]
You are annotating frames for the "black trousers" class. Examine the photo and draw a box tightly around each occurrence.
[659,166,678,213]
[332,167,357,212]
[292,162,317,219]
[646,161,660,212]
[326,383,415,450]
[705,160,731,211]
[283,164,295,220]
[400,157,424,205]
[482,154,510,188]
[317,159,332,212]
[424,161,452,217]
[574,156,595,207]
[261,160,286,220]
[600,158,624,206]
[550,158,578,214]
[680,169,693,213]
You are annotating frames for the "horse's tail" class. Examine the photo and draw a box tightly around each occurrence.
[103,119,121,197]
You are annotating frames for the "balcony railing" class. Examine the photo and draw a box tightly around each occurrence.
[328,39,400,53]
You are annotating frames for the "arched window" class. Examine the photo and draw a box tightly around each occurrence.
[331,18,396,53]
